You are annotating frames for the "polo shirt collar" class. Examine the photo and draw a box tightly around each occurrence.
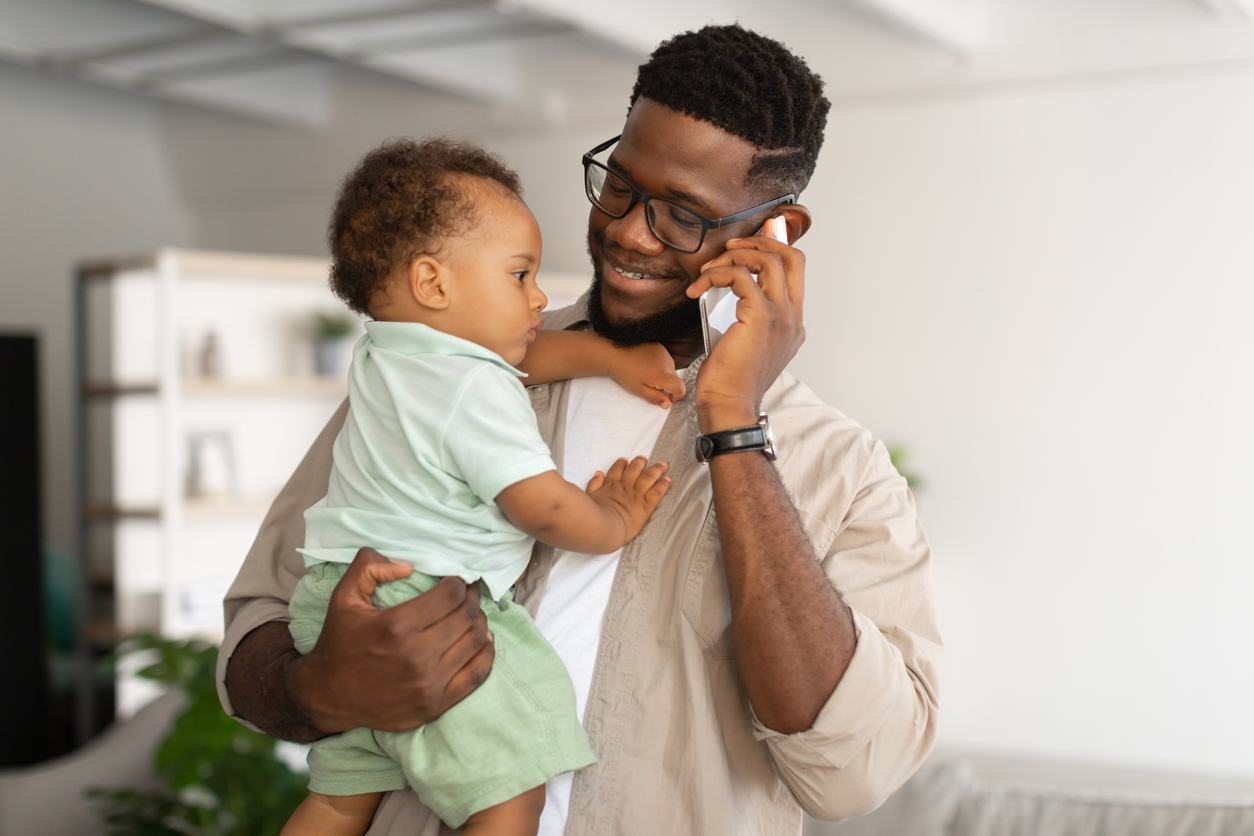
[365,320,525,377]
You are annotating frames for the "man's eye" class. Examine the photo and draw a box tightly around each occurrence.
[606,183,632,197]
[668,208,701,229]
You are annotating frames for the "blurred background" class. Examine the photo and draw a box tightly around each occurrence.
[1,0,1253,832]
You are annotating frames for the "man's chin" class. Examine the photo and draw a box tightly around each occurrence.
[586,272,700,347]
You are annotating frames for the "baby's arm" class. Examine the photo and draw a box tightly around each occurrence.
[496,456,671,554]
[517,330,686,408]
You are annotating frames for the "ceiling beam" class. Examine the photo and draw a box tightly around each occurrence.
[128,0,535,99]
[1193,0,1254,17]
[509,0,734,56]
[839,0,983,55]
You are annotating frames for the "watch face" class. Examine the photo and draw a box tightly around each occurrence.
[759,412,777,461]
[696,435,717,463]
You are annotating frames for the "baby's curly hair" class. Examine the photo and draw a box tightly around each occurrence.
[631,24,830,197]
[328,138,523,315]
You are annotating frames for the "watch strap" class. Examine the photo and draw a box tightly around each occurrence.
[695,422,768,462]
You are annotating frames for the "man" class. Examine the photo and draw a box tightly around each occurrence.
[218,24,941,836]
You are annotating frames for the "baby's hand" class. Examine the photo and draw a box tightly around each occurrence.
[586,456,672,544]
[607,343,686,409]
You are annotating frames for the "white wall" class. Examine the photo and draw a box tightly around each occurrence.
[790,67,1254,776]
[0,62,193,559]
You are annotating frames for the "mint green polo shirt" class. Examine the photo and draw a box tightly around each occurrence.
[299,320,557,601]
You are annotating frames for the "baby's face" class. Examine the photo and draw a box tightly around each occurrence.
[439,187,546,366]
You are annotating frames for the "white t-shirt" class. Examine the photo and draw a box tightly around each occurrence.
[534,375,670,836]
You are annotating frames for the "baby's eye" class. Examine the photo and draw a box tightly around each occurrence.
[513,271,528,282]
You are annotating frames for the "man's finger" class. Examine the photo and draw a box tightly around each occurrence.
[378,576,476,635]
[402,583,486,653]
[687,266,764,314]
[727,237,806,309]
[436,610,493,672]
[707,248,788,305]
[331,548,415,609]
[440,642,496,711]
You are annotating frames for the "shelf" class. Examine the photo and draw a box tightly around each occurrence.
[82,377,347,398]
[84,503,160,521]
[82,382,159,398]
[182,377,346,396]
[78,249,329,284]
[84,495,279,523]
[183,493,277,520]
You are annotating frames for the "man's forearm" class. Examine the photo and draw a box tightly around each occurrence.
[710,450,856,734]
[225,621,328,744]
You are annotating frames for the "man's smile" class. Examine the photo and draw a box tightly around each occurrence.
[598,240,684,299]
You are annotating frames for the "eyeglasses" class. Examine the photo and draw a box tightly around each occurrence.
[582,135,795,254]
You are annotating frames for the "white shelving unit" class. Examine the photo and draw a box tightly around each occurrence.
[76,249,362,721]
[74,252,590,724]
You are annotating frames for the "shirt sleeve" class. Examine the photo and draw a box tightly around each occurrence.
[753,433,943,821]
[441,364,558,503]
[215,398,347,729]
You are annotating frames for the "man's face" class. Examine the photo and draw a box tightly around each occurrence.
[586,98,764,347]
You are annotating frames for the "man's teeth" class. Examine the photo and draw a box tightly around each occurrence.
[615,266,657,281]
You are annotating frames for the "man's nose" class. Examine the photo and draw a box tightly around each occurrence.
[604,202,666,256]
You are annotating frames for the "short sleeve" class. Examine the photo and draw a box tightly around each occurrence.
[443,364,557,502]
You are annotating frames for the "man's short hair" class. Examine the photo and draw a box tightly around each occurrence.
[630,24,830,197]
[328,137,522,316]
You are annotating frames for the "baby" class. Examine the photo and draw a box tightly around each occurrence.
[280,138,683,836]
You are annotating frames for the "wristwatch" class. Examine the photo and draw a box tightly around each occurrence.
[695,412,776,463]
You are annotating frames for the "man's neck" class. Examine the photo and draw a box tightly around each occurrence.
[663,333,705,370]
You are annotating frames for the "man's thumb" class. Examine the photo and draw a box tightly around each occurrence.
[337,548,413,603]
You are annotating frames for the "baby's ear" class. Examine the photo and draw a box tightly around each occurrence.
[409,256,449,310]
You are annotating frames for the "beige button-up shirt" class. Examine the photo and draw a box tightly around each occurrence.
[217,303,943,836]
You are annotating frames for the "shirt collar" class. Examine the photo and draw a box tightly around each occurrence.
[364,320,524,377]
[541,291,591,332]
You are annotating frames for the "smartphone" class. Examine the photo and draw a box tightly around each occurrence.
[699,215,790,355]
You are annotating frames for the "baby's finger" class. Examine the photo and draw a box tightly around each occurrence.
[638,384,671,409]
[657,372,686,402]
[635,460,669,489]
[646,476,673,504]
[585,470,606,492]
[623,455,649,481]
[604,457,629,482]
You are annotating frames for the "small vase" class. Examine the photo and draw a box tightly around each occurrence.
[313,337,346,377]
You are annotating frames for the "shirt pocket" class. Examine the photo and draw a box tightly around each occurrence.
[681,505,839,661]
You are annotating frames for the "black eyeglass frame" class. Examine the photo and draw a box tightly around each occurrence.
[582,135,796,254]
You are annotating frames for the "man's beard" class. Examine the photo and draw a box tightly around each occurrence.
[585,237,700,347]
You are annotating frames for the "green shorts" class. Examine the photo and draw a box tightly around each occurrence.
[289,562,596,828]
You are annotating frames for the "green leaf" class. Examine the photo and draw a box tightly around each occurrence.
[91,635,308,835]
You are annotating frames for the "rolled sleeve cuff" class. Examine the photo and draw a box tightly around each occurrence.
[215,597,294,734]
[751,609,923,819]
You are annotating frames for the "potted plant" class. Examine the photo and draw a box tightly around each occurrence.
[90,634,308,835]
[311,311,356,376]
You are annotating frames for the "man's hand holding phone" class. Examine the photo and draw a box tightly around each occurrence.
[684,215,808,434]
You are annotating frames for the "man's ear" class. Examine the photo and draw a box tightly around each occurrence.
[408,256,450,310]
[778,204,812,244]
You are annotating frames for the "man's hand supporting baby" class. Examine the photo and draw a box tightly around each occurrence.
[226,550,495,742]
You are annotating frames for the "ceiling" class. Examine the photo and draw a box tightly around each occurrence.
[1,0,1253,127]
